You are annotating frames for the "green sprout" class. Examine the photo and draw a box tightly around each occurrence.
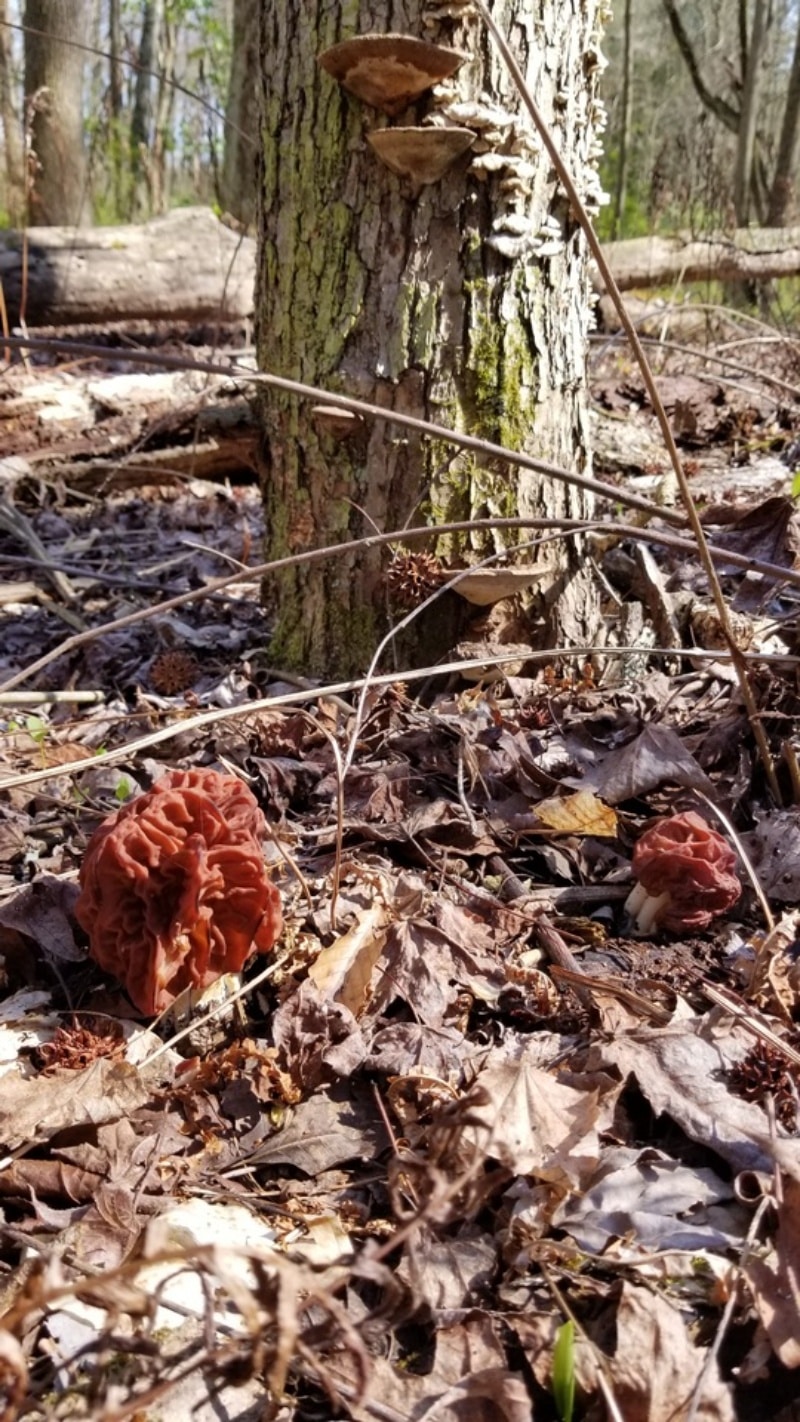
[552,1319,576,1422]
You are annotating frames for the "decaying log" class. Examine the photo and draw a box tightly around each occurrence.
[0,358,258,487]
[0,208,257,327]
[596,226,800,293]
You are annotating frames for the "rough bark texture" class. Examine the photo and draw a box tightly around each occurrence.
[23,0,88,226]
[256,0,605,679]
[0,208,255,325]
[0,0,25,221]
[221,0,260,228]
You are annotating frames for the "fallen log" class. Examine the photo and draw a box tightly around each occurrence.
[3,207,798,332]
[0,208,257,327]
[596,226,800,293]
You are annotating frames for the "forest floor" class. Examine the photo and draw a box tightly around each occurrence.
[1,316,800,1421]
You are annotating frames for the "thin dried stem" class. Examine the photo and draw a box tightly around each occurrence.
[2,514,799,697]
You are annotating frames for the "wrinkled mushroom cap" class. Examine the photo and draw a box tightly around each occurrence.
[628,810,741,932]
[367,126,475,184]
[318,34,468,115]
[75,768,282,1015]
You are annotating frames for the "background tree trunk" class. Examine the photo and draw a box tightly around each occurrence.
[611,0,633,240]
[23,0,88,225]
[221,0,259,227]
[256,0,604,679]
[732,0,769,226]
[130,0,162,216]
[0,0,25,221]
[766,6,800,225]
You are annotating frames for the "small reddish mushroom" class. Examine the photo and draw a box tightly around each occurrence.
[625,810,741,934]
[75,768,282,1015]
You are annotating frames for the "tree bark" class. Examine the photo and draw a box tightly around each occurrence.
[0,0,25,221]
[611,0,633,241]
[767,6,800,225]
[732,0,769,226]
[23,0,89,226]
[221,0,259,228]
[130,0,163,216]
[255,0,604,679]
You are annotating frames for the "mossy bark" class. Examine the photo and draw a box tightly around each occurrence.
[256,0,606,677]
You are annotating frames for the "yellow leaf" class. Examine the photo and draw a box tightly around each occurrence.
[534,791,617,837]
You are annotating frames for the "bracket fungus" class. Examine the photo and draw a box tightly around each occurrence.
[318,33,468,116]
[625,810,741,934]
[75,768,282,1015]
[367,125,475,184]
[311,404,365,441]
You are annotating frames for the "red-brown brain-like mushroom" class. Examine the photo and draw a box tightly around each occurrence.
[625,810,741,934]
[75,769,282,1015]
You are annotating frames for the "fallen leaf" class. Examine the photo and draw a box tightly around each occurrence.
[603,1282,735,1420]
[533,789,617,837]
[0,1059,152,1154]
[466,1046,600,1185]
[307,904,390,1017]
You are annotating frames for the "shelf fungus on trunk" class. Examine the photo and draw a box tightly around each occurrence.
[366,125,475,184]
[624,810,741,934]
[75,768,282,1015]
[317,33,469,116]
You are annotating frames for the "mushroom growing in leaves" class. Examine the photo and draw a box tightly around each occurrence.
[75,768,282,1015]
[625,810,741,934]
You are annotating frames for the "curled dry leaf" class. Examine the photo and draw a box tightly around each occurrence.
[75,768,282,1015]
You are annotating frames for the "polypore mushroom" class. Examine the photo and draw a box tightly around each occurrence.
[75,768,282,1015]
[318,34,468,116]
[311,404,365,441]
[625,810,741,934]
[367,126,475,184]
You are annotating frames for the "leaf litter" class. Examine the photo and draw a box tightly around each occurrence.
[2,347,800,1419]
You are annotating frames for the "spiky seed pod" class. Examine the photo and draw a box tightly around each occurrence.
[150,649,199,695]
[386,551,445,607]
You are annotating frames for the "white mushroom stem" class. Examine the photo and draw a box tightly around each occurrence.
[624,881,672,935]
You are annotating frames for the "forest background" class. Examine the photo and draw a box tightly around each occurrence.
[2,0,800,268]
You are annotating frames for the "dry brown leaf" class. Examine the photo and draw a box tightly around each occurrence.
[0,1058,152,1154]
[466,1047,600,1184]
[307,904,390,1017]
[743,1173,800,1368]
[595,1014,800,1177]
[533,789,617,837]
[605,1282,735,1420]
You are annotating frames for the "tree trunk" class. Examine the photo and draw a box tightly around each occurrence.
[0,0,25,221]
[221,0,259,228]
[255,0,604,679]
[130,0,162,216]
[23,0,89,226]
[595,225,800,291]
[733,0,769,226]
[611,0,633,241]
[767,6,800,225]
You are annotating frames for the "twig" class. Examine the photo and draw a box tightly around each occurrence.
[693,790,775,932]
[0,690,105,705]
[2,640,799,794]
[3,513,799,697]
